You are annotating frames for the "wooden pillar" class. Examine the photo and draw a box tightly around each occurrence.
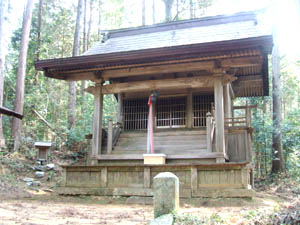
[91,83,103,160]
[186,89,193,128]
[214,77,225,160]
[107,118,113,154]
[117,93,123,124]
[223,83,231,119]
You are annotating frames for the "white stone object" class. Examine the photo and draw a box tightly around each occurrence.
[153,172,179,218]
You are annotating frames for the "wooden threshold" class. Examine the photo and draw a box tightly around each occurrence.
[96,152,225,160]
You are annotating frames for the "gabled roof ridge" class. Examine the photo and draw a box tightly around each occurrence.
[104,9,266,39]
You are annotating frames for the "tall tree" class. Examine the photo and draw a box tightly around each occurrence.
[271,43,285,173]
[34,0,43,85]
[162,0,174,22]
[81,0,87,97]
[68,0,83,131]
[152,0,155,24]
[87,0,94,49]
[11,0,34,152]
[142,0,146,25]
[0,0,9,148]
[189,0,194,18]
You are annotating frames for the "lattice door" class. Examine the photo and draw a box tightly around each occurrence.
[156,97,186,128]
[193,95,214,127]
[123,98,148,130]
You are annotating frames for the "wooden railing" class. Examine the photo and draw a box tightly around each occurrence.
[107,119,122,154]
[206,112,215,152]
[224,116,248,127]
[225,103,256,128]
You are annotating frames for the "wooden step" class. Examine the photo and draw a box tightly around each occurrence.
[117,139,207,146]
[112,149,208,155]
[118,135,206,142]
[120,129,206,138]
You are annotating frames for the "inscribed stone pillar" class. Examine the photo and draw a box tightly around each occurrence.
[153,172,179,218]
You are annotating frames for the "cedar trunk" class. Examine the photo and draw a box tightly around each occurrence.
[271,44,285,173]
[163,0,174,22]
[11,0,34,152]
[34,0,42,85]
[69,0,83,130]
[81,0,87,97]
[152,0,155,24]
[0,0,8,148]
[142,0,146,25]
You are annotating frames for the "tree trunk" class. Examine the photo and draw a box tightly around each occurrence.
[0,0,9,148]
[98,0,101,40]
[81,0,87,97]
[152,0,155,24]
[271,44,285,173]
[162,0,174,22]
[87,0,94,49]
[142,0,146,25]
[69,0,83,130]
[34,0,42,85]
[11,0,34,152]
[189,0,193,18]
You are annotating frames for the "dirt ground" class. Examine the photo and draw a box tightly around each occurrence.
[0,191,293,225]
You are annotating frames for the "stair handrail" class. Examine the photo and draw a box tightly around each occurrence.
[107,119,122,154]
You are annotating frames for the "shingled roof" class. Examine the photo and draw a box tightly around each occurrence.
[82,10,271,57]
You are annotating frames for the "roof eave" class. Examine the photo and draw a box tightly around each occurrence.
[34,35,273,73]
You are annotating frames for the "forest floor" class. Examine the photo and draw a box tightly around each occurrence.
[0,151,299,225]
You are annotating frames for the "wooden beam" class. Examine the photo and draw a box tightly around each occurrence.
[221,56,262,68]
[102,61,215,80]
[0,106,23,119]
[99,75,235,94]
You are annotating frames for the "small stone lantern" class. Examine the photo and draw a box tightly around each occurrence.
[34,142,52,165]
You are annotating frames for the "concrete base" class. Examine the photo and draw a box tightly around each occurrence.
[143,154,166,165]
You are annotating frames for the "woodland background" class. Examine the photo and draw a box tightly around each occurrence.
[0,0,300,179]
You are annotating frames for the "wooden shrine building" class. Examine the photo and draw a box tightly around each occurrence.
[35,10,272,198]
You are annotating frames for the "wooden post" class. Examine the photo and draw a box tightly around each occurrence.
[223,83,231,119]
[246,101,250,127]
[214,77,225,162]
[191,167,198,194]
[62,167,67,187]
[107,118,113,154]
[117,93,123,124]
[91,83,103,161]
[101,167,107,187]
[186,90,193,128]
[206,112,212,152]
[144,167,151,188]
